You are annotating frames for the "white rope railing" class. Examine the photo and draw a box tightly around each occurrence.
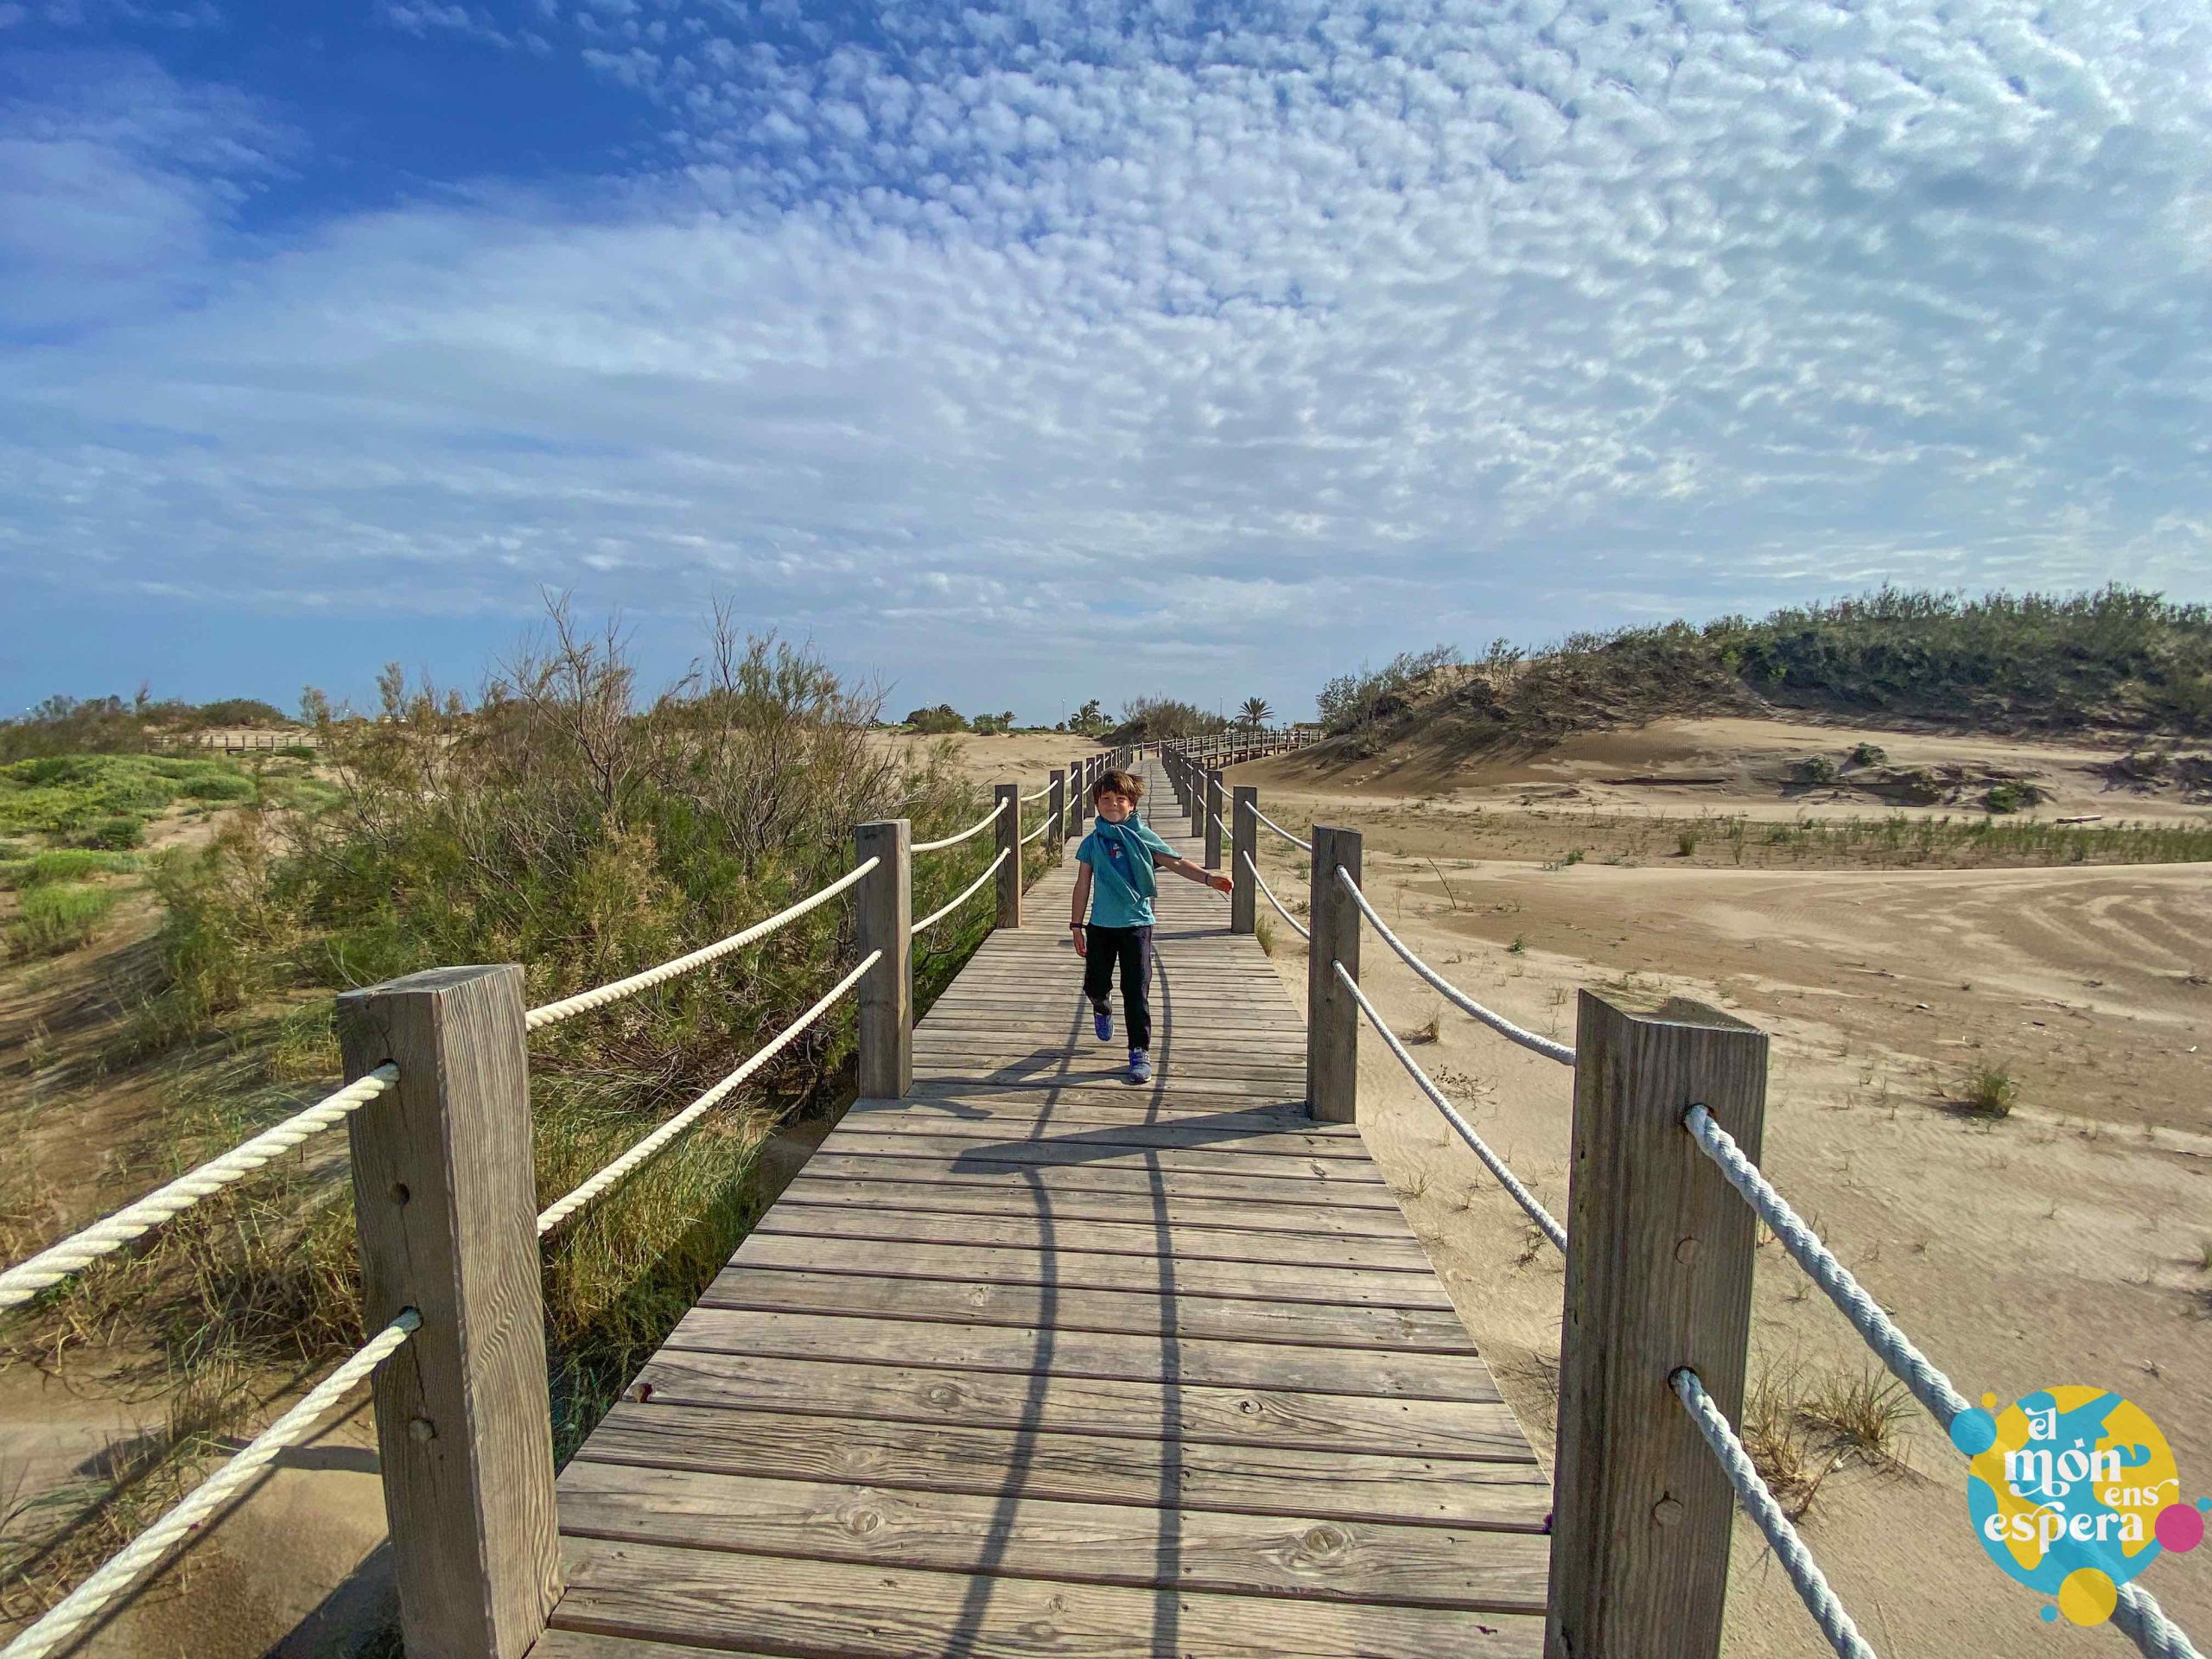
[0,1066,400,1314]
[1672,1367,1878,1659]
[912,798,1007,854]
[1251,804,1311,852]
[1021,816,1049,846]
[1020,784,1049,804]
[525,860,877,1031]
[1,1310,420,1659]
[537,951,880,1236]
[913,848,1008,934]
[1335,866,1577,1067]
[1241,852,1309,941]
[1682,1104,2203,1659]
[1333,961,1566,1251]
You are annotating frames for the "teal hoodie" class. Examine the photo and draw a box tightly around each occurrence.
[1078,817,1174,927]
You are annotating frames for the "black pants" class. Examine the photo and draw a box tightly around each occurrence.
[1083,924,1154,1050]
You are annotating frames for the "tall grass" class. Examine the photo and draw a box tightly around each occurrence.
[7,883,122,957]
[1,607,993,1618]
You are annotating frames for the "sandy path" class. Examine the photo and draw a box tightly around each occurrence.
[1233,792,2211,1656]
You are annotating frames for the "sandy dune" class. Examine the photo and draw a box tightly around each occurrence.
[1227,728,2212,1656]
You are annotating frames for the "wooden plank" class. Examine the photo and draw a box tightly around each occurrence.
[697,1265,1473,1351]
[554,1465,1550,1612]
[828,1119,1362,1159]
[806,1135,1386,1184]
[906,1076,1310,1109]
[1546,994,1769,1659]
[573,1403,1549,1528]
[792,1152,1403,1210]
[771,1175,1423,1239]
[661,1308,1501,1402]
[910,1068,1313,1101]
[751,1203,1438,1272]
[547,1537,1546,1659]
[338,963,561,1659]
[845,1095,1347,1138]
[729,1238,1451,1309]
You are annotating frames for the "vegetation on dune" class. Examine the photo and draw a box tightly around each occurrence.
[0,752,324,848]
[2,609,1001,1616]
[1106,696,1229,745]
[0,692,299,763]
[1315,585,2212,750]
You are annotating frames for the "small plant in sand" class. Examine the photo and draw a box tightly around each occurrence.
[1507,934,1526,955]
[1797,755,1838,785]
[1983,779,2041,814]
[1799,1368,1913,1471]
[1955,1062,2020,1118]
[1847,742,1887,767]
[1398,1011,1440,1046]
[1254,913,1276,957]
[1675,830,1700,857]
[1743,1371,1827,1518]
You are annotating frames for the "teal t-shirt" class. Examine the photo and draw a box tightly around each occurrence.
[1077,817,1174,928]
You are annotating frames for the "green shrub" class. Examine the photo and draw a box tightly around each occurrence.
[1676,831,1700,857]
[76,816,146,849]
[1984,779,2042,814]
[1956,1064,2019,1118]
[1848,742,1887,766]
[181,773,256,803]
[10,881,121,957]
[6,849,143,887]
[276,746,319,761]
[1799,756,1838,785]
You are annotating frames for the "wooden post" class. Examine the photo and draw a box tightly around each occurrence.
[336,965,560,1659]
[1047,768,1066,855]
[854,820,912,1099]
[1204,769,1224,869]
[1547,994,1770,1659]
[1185,755,1204,839]
[1230,785,1256,934]
[994,783,1020,928]
[1305,826,1361,1123]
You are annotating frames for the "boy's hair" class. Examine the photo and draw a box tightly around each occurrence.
[1091,768,1146,805]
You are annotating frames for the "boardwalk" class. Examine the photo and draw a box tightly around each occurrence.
[533,758,1550,1658]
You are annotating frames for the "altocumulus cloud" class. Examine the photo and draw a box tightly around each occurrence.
[1,0,2209,709]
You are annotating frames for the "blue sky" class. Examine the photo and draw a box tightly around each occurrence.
[3,0,2209,724]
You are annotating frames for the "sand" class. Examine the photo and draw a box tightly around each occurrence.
[1228,721,2212,1656]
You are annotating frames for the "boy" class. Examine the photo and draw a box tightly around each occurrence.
[1070,767,1232,1084]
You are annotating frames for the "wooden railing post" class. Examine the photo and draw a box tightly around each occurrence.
[336,965,560,1659]
[1547,993,1770,1659]
[1185,756,1204,839]
[1305,825,1361,1122]
[994,783,1020,928]
[854,819,912,1099]
[1047,768,1066,855]
[1204,769,1224,869]
[1230,785,1256,934]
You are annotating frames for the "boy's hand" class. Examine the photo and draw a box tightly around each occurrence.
[1070,924,1087,957]
[1210,874,1233,894]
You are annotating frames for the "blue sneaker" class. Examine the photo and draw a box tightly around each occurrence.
[1091,1000,1112,1042]
[1128,1049,1153,1084]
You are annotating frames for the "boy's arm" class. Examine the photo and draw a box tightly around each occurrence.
[1069,862,1093,946]
[1153,851,1234,893]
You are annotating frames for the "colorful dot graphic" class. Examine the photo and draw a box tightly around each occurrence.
[1950,1400,2000,1458]
[2154,1499,2208,1554]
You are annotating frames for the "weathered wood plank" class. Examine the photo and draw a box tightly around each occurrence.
[548,1537,1547,1659]
[751,1202,1435,1270]
[697,1265,1473,1351]
[732,1232,1448,1301]
[769,1177,1427,1241]
[661,1308,1501,1401]
[792,1152,1402,1209]
[572,1403,1549,1528]
[555,1465,1550,1612]
[806,1134,1386,1183]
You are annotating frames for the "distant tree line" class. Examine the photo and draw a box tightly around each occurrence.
[0,689,300,763]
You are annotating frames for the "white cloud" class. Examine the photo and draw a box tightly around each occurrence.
[3,1,2210,714]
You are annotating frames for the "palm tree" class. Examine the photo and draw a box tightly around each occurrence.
[1238,696,1273,730]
